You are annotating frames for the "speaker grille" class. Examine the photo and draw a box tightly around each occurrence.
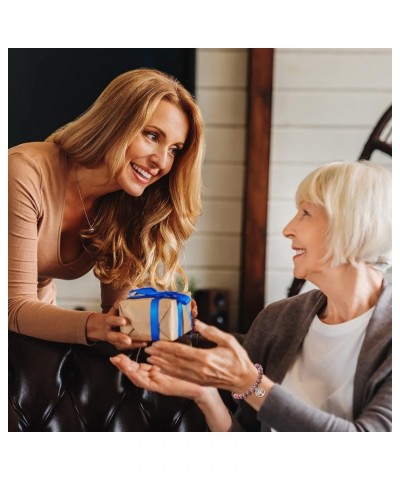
[193,289,230,331]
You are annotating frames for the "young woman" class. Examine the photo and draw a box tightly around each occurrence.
[9,68,204,349]
[111,161,392,431]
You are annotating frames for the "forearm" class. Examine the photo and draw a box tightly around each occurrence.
[257,383,391,432]
[8,298,91,344]
[195,387,233,432]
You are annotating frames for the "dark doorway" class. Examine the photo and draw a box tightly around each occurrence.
[8,48,196,148]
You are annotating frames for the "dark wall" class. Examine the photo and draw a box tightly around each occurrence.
[8,48,196,148]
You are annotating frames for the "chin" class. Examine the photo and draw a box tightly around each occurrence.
[131,190,146,197]
[123,184,147,197]
[293,269,306,280]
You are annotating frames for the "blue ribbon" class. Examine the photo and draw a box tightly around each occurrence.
[127,288,193,341]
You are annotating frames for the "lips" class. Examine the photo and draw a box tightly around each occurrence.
[293,248,306,258]
[131,163,153,181]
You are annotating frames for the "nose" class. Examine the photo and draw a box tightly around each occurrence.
[282,216,295,239]
[150,146,169,171]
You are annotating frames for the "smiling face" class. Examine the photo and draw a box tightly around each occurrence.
[114,100,189,197]
[282,202,331,283]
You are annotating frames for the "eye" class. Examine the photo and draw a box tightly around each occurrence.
[169,147,177,157]
[301,209,310,216]
[169,146,183,158]
[144,131,158,142]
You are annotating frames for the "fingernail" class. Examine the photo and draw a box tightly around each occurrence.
[124,338,132,345]
[110,356,120,364]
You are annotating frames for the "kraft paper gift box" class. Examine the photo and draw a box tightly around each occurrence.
[119,288,193,342]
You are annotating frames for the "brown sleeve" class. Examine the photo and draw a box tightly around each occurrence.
[8,151,91,345]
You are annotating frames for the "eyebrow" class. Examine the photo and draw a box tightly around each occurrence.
[146,125,185,147]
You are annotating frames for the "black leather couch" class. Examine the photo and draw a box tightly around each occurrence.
[8,331,239,432]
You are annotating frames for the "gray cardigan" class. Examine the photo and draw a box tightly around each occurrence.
[231,283,392,432]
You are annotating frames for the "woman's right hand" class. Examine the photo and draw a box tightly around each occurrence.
[86,306,147,350]
[110,353,233,431]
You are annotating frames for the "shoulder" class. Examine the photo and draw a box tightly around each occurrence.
[262,289,326,320]
[367,282,392,338]
[9,142,66,186]
[9,142,63,165]
[378,282,391,309]
[245,289,326,341]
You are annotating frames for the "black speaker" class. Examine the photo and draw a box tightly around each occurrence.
[193,289,230,331]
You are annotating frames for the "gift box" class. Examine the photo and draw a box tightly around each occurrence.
[119,288,193,342]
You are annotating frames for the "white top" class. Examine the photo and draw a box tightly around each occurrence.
[280,307,374,420]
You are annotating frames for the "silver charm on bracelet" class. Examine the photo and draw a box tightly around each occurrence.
[255,386,266,397]
[231,363,265,400]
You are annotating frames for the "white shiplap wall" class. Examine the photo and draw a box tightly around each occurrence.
[266,48,392,305]
[182,49,248,331]
[55,49,249,332]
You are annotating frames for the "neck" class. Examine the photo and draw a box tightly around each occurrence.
[72,162,119,202]
[312,264,383,324]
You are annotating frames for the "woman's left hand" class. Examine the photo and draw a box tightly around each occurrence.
[144,319,258,394]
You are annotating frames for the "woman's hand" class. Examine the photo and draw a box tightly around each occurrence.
[110,352,234,431]
[145,320,258,394]
[86,306,147,350]
[190,298,198,319]
[110,354,206,400]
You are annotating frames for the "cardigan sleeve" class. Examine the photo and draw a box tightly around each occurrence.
[256,371,391,432]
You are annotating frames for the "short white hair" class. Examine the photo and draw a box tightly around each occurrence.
[295,161,392,270]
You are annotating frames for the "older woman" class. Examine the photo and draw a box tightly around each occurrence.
[111,161,392,432]
[8,68,204,349]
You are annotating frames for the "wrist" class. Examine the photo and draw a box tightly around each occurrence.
[194,386,220,407]
[244,376,275,411]
[86,312,105,342]
[233,363,260,395]
[231,363,265,400]
[193,387,233,432]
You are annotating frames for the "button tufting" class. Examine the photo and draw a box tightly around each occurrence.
[8,332,212,432]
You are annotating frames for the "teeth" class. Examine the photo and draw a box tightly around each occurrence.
[295,249,305,255]
[132,164,151,180]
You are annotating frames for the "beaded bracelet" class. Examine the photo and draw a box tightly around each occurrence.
[231,363,266,400]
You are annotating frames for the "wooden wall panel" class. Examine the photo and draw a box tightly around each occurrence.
[239,49,274,333]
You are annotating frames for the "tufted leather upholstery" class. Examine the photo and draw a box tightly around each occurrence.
[8,331,239,432]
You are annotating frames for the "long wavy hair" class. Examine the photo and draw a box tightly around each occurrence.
[47,68,204,291]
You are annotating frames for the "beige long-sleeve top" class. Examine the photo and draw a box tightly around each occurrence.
[8,142,130,345]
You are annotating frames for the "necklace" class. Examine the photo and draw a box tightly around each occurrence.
[75,166,101,233]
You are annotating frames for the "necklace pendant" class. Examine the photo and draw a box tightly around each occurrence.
[76,170,102,234]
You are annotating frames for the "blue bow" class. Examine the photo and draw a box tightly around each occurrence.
[127,288,193,341]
